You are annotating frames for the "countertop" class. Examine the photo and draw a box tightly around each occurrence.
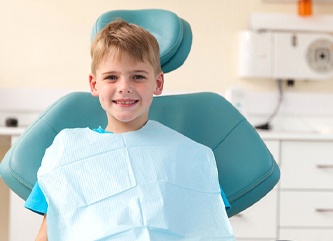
[258,129,333,141]
[0,127,26,136]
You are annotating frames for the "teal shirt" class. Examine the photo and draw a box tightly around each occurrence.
[25,127,231,214]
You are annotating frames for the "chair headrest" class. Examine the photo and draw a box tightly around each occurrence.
[91,9,192,73]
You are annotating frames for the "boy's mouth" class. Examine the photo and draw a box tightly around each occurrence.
[113,100,139,105]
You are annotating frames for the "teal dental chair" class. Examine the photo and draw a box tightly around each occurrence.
[0,9,279,218]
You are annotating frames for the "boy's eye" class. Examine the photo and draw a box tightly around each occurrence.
[133,75,145,80]
[106,75,117,81]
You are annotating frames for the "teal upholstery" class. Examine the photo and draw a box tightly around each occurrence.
[0,9,279,217]
[0,92,279,217]
[91,9,192,73]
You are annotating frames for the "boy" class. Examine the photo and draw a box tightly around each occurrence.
[25,19,235,240]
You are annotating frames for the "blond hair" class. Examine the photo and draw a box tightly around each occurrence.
[90,19,161,75]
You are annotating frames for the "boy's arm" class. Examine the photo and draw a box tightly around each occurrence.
[35,214,47,241]
[25,182,48,215]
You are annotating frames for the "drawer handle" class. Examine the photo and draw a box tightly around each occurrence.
[315,208,333,213]
[316,164,333,169]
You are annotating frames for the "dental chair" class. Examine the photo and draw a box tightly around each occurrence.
[0,9,280,218]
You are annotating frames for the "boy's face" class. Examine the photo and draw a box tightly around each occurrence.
[89,52,164,133]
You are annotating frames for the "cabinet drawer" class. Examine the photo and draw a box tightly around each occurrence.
[230,190,277,239]
[280,191,333,227]
[279,228,333,241]
[280,141,333,189]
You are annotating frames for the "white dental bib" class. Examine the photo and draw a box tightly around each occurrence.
[38,120,235,241]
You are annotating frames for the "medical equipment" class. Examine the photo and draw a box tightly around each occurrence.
[239,13,333,80]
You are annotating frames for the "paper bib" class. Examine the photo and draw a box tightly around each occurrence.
[38,121,235,241]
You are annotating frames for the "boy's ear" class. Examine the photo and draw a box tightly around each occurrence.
[154,72,164,96]
[89,74,99,96]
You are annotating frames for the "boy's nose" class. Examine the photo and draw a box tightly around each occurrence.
[118,80,133,94]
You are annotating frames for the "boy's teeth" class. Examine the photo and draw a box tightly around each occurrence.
[118,101,135,104]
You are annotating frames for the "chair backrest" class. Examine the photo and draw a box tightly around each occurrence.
[0,9,279,217]
[91,9,192,73]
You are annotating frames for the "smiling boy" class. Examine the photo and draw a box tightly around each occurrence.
[89,20,164,133]
[25,19,235,241]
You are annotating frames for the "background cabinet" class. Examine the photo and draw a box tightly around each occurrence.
[231,136,333,240]
[279,140,333,240]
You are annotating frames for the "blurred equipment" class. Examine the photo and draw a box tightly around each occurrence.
[239,13,333,80]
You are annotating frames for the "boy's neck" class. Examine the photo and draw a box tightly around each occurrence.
[105,119,148,134]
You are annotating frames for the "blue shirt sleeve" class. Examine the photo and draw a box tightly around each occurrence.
[220,186,231,210]
[24,182,48,215]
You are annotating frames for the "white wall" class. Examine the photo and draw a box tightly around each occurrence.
[2,0,333,94]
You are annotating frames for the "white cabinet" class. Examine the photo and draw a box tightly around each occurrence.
[280,141,333,190]
[280,191,333,228]
[231,135,333,241]
[279,140,333,240]
[279,229,333,241]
